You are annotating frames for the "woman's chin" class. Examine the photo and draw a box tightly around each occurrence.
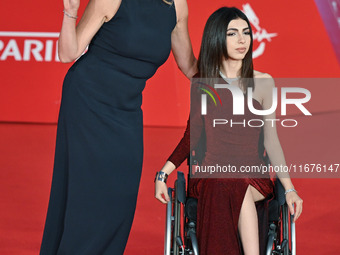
[227,55,245,61]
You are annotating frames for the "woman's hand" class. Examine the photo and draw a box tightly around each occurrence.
[63,0,80,15]
[285,191,303,222]
[154,162,176,203]
[155,181,170,204]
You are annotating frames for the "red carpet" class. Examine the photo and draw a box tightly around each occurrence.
[0,123,339,254]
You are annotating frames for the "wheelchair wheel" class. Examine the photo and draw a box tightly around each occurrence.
[266,223,276,255]
[267,203,296,255]
[164,173,186,255]
[266,178,297,255]
[164,187,173,255]
[282,203,296,255]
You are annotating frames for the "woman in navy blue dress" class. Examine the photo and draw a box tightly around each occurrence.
[39,0,197,254]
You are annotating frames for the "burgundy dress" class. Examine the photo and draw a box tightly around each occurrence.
[167,78,274,255]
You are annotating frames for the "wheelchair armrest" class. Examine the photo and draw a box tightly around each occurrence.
[176,171,186,204]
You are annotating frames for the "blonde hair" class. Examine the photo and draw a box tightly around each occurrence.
[162,0,173,5]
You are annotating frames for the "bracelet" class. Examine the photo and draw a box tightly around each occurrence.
[285,188,297,195]
[63,10,78,19]
[154,171,168,183]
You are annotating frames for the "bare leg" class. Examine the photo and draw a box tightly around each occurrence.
[238,185,265,255]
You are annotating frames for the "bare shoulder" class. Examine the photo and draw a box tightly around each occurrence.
[86,0,122,22]
[173,0,188,23]
[254,70,275,90]
[253,70,275,104]
[254,70,272,79]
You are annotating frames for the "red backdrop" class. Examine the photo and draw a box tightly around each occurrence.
[0,0,339,126]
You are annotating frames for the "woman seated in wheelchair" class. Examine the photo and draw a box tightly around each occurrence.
[155,6,303,255]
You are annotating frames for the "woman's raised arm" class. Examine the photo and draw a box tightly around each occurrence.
[58,0,121,62]
[171,0,197,78]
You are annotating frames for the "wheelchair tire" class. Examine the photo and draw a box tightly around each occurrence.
[164,188,173,255]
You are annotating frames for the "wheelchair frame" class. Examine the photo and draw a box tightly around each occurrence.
[164,171,296,255]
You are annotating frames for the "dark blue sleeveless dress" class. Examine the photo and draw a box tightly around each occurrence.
[40,0,176,254]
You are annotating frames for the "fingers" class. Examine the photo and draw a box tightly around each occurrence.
[155,182,170,204]
[164,190,170,202]
[155,191,170,204]
[287,201,295,217]
[155,193,168,204]
[285,191,304,222]
[286,195,303,222]
[293,199,303,222]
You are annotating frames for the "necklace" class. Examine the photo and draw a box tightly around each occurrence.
[219,70,240,84]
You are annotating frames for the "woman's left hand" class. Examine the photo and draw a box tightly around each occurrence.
[285,191,303,222]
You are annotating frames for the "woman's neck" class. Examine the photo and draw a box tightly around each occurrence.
[220,59,242,78]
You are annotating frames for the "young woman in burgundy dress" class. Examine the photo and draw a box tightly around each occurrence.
[155,7,303,255]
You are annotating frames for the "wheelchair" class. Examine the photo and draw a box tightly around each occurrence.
[164,157,297,255]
